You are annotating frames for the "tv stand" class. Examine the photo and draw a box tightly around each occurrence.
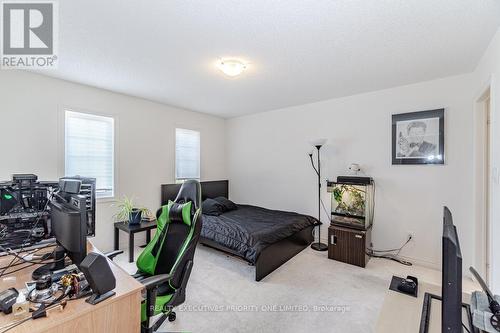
[376,278,476,333]
[419,293,475,333]
[32,245,66,280]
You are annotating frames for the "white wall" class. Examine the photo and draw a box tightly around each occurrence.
[0,70,226,252]
[472,28,500,293]
[227,74,475,271]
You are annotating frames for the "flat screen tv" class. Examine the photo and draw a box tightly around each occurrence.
[442,206,462,332]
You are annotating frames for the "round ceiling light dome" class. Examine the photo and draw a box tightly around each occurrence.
[216,58,248,77]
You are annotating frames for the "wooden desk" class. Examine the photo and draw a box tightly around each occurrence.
[375,279,473,333]
[0,241,143,333]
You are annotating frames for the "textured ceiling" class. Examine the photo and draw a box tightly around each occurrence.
[36,0,500,117]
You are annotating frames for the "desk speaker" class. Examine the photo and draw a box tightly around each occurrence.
[80,252,116,305]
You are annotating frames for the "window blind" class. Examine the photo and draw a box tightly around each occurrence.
[175,128,200,181]
[65,111,115,198]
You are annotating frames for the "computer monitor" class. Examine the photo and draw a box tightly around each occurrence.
[442,206,462,332]
[50,197,88,265]
[32,189,88,280]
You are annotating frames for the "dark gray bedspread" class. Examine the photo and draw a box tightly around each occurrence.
[201,205,318,263]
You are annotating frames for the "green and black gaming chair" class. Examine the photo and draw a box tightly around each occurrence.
[133,180,202,333]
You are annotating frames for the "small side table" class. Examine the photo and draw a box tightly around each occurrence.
[114,220,157,263]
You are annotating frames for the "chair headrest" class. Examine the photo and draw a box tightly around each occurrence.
[168,202,190,225]
[174,180,202,211]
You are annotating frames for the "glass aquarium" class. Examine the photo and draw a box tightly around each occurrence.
[327,177,374,230]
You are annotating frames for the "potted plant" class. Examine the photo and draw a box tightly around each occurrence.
[114,196,151,225]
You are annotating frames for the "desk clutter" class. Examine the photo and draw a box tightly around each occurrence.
[0,175,117,332]
[0,251,116,332]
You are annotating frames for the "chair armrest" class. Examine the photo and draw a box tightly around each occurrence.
[139,274,172,319]
[132,272,147,279]
[104,250,124,261]
[140,274,173,290]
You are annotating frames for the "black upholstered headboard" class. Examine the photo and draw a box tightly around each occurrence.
[161,180,229,205]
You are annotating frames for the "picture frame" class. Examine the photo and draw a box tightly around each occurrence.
[392,109,444,165]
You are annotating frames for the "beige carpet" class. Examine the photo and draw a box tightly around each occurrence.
[115,244,441,333]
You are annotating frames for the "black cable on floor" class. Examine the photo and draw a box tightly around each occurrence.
[367,252,413,266]
[368,236,412,255]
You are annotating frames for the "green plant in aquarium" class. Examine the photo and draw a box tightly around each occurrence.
[333,184,366,216]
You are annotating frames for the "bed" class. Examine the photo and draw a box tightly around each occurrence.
[161,180,318,281]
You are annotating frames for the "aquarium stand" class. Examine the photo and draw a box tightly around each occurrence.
[328,223,372,268]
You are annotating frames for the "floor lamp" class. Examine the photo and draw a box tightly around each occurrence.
[308,139,328,251]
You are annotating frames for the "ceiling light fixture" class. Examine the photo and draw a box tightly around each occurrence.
[216,59,248,77]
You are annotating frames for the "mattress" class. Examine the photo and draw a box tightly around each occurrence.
[201,204,318,263]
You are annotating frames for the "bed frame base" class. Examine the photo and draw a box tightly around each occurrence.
[254,225,314,281]
[200,225,314,281]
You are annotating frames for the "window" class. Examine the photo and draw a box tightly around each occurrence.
[65,111,115,198]
[175,128,200,182]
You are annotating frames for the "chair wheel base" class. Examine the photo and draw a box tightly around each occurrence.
[168,312,176,322]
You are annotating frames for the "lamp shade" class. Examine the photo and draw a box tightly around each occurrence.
[309,138,327,147]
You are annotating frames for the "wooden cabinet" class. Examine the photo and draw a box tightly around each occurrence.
[328,224,371,268]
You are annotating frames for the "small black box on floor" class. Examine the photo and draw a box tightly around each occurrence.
[389,275,418,298]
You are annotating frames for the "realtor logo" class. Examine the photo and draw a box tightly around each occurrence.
[1,1,58,68]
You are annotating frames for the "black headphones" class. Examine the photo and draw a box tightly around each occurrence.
[397,275,418,295]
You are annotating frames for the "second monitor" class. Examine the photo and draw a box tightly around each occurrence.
[32,180,88,280]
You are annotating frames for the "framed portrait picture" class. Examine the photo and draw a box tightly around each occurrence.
[392,109,444,165]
